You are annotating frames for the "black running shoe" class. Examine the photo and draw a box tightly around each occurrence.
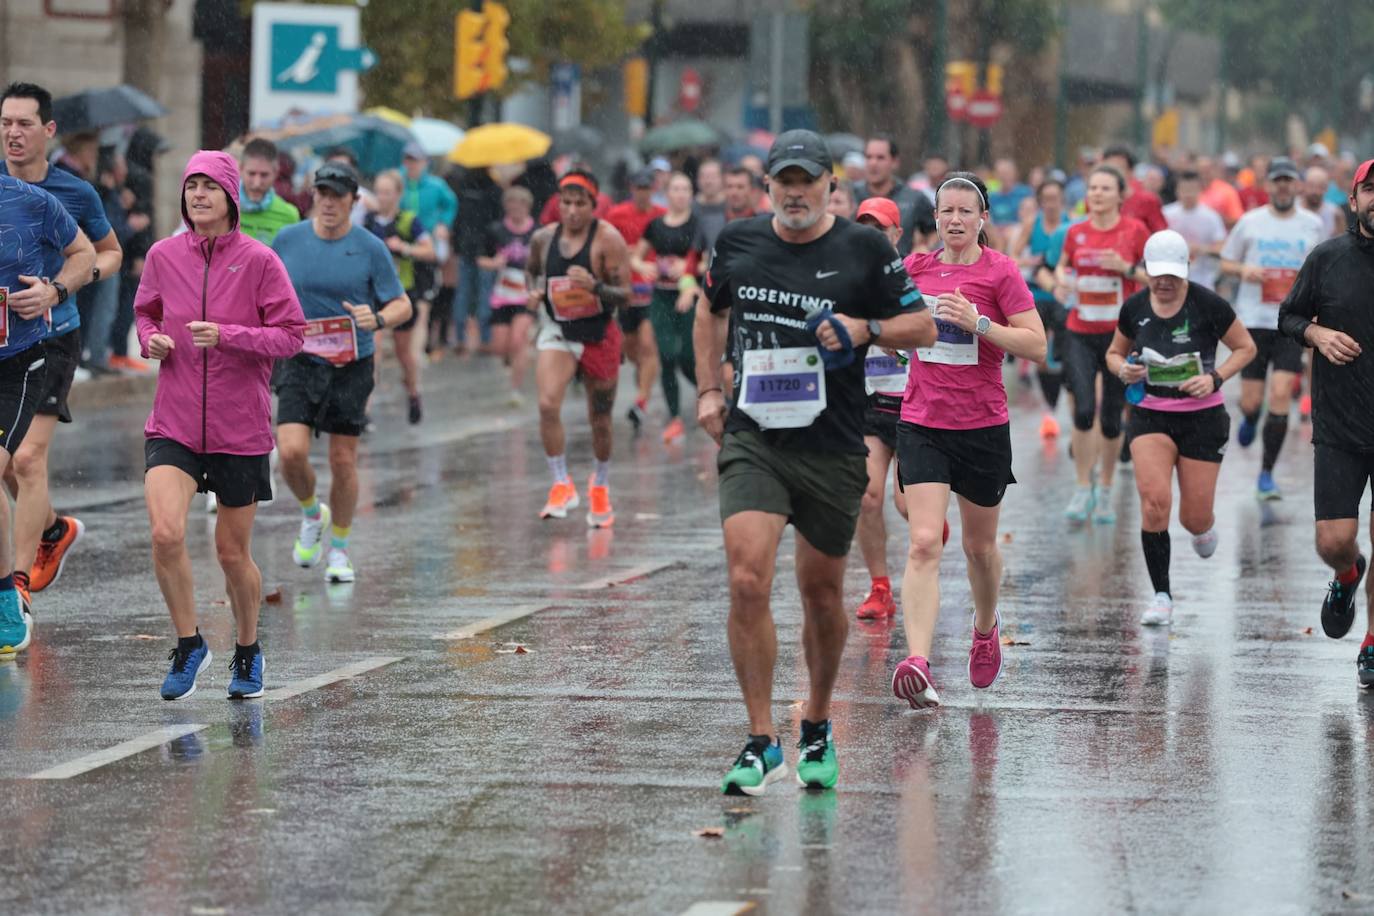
[1358,644,1374,689]
[1322,554,1366,639]
[408,396,423,425]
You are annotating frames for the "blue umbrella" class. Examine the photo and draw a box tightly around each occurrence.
[265,113,418,176]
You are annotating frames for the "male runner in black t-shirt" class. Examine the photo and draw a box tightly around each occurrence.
[695,130,936,794]
[1279,157,1374,687]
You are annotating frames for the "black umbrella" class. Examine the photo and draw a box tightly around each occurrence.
[52,85,168,134]
[551,125,604,159]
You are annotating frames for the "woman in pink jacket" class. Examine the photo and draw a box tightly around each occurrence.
[135,150,305,701]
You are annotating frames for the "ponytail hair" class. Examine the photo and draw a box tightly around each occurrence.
[935,171,991,247]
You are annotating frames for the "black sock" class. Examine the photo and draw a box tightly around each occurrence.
[747,733,774,752]
[41,518,66,543]
[1038,372,1061,410]
[177,631,203,653]
[235,640,261,656]
[800,718,829,736]
[1141,530,1171,596]
[1244,409,1261,426]
[1261,414,1288,472]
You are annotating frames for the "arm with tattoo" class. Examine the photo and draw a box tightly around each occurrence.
[525,226,553,312]
[593,221,632,311]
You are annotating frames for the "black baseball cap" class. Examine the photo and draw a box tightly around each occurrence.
[629,168,655,188]
[1267,157,1301,181]
[767,129,833,178]
[314,160,360,195]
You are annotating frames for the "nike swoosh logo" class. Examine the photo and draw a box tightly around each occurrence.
[939,271,953,277]
[815,270,839,279]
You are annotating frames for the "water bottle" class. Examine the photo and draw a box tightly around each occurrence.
[1125,353,1146,405]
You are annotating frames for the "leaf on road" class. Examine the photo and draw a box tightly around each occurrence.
[264,588,283,604]
[1301,627,1314,635]
[1001,532,1014,543]
[514,645,529,655]
[693,827,725,838]
[1000,635,1029,646]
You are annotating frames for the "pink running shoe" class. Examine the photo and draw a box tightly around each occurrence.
[892,655,940,709]
[968,612,1003,689]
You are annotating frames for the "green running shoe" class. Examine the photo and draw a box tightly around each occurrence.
[796,719,838,790]
[293,503,331,568]
[721,737,787,796]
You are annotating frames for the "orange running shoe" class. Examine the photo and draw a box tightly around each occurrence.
[539,478,580,520]
[586,476,615,528]
[1039,413,1060,438]
[30,516,84,593]
[662,416,686,443]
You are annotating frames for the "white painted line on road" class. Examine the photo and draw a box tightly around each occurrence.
[27,723,209,780]
[264,656,403,702]
[575,560,680,591]
[433,604,556,640]
[678,903,756,916]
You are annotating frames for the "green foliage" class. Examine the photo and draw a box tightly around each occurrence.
[243,0,645,120]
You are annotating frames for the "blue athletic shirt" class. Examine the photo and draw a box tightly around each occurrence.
[271,221,404,362]
[1027,213,1068,307]
[0,162,109,337]
[0,174,79,357]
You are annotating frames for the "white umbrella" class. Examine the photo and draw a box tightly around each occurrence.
[411,118,465,157]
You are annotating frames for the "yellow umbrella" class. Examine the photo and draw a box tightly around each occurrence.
[447,123,551,167]
[365,106,412,127]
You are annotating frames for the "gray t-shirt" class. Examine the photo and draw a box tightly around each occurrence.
[272,222,404,361]
[693,199,728,254]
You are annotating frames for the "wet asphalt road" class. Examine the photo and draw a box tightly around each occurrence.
[1,353,1372,916]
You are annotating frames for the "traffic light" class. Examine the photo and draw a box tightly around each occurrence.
[454,9,486,100]
[453,2,510,100]
[481,1,510,92]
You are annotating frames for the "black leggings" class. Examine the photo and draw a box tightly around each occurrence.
[1065,330,1125,439]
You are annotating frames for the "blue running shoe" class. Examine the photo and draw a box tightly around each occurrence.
[1237,415,1257,447]
[161,637,212,701]
[0,588,30,653]
[1358,644,1374,689]
[227,645,264,699]
[1256,470,1282,501]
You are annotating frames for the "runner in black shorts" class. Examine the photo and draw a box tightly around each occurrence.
[1,82,125,607]
[1219,158,1323,499]
[272,162,411,585]
[136,151,304,699]
[696,130,934,794]
[1279,157,1374,687]
[1107,230,1254,628]
[477,185,538,406]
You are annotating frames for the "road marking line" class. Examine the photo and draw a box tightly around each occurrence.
[575,560,680,590]
[264,656,403,702]
[679,904,756,916]
[27,724,209,780]
[433,604,555,640]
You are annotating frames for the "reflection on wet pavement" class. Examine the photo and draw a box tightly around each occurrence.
[0,359,1371,914]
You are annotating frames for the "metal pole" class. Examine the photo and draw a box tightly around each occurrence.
[1054,0,1068,169]
[1214,15,1227,153]
[769,10,784,135]
[646,0,662,126]
[468,0,484,128]
[929,0,948,155]
[1133,3,1148,152]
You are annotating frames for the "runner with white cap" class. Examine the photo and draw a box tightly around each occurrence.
[1107,230,1255,627]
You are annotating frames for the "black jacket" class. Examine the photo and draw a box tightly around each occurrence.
[1279,227,1374,451]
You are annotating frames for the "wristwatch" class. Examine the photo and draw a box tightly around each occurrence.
[867,318,882,342]
[52,281,69,305]
[374,310,386,330]
[974,314,992,336]
[1208,369,1224,392]
[92,265,101,282]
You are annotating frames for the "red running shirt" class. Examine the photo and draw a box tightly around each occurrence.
[1061,216,1150,335]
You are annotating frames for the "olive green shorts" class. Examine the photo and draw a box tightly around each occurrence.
[716,429,868,557]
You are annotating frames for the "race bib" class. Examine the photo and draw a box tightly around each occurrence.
[1076,274,1123,322]
[738,346,827,430]
[301,316,358,367]
[915,294,977,366]
[1260,268,1298,305]
[631,279,654,307]
[0,287,8,348]
[1142,349,1203,387]
[496,267,528,302]
[547,276,602,322]
[864,349,909,396]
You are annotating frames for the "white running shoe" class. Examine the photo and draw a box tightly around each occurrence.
[1192,528,1218,559]
[1064,486,1095,522]
[325,547,355,583]
[1092,483,1116,524]
[293,504,331,568]
[1140,592,1174,627]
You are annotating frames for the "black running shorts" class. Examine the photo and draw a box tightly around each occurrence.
[275,354,375,437]
[145,437,272,508]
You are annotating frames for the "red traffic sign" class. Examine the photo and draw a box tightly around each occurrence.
[945,88,967,122]
[966,90,1003,129]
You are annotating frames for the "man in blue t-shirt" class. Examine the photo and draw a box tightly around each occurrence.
[1,81,125,609]
[271,161,410,585]
[0,171,95,653]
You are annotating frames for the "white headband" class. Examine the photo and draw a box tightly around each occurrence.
[937,176,987,211]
